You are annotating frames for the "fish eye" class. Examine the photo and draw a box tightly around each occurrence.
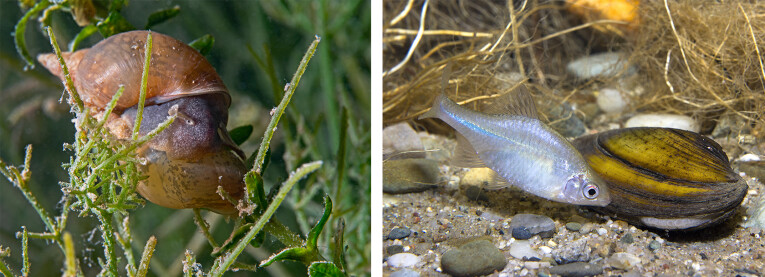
[583,183,599,199]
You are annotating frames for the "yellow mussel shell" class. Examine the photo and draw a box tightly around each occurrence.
[571,127,748,230]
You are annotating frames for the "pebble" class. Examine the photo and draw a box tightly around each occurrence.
[554,239,593,264]
[390,269,420,277]
[596,88,628,113]
[744,191,765,229]
[383,159,439,194]
[579,223,594,234]
[549,262,603,277]
[479,210,505,222]
[510,214,556,240]
[567,52,635,79]
[387,245,405,255]
[441,239,507,277]
[388,227,412,240]
[383,122,425,159]
[565,222,582,232]
[387,253,420,268]
[596,228,608,236]
[509,240,542,261]
[648,240,661,251]
[624,113,700,132]
[620,233,634,244]
[609,252,641,270]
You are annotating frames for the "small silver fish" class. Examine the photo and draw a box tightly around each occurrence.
[419,88,611,206]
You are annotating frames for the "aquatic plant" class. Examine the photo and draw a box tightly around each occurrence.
[1,0,370,276]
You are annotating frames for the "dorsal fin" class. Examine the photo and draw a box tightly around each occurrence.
[482,84,539,119]
[450,133,486,168]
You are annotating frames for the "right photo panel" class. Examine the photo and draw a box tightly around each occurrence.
[382,1,765,276]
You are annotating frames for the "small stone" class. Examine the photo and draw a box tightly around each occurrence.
[596,228,607,236]
[567,52,635,79]
[549,262,603,277]
[648,240,661,251]
[441,240,507,277]
[388,227,412,240]
[554,239,592,264]
[509,240,542,261]
[609,252,641,270]
[510,214,556,240]
[524,261,551,270]
[625,113,700,132]
[596,88,628,114]
[620,233,634,244]
[387,253,420,268]
[383,159,439,194]
[479,210,505,222]
[539,246,553,255]
[387,245,405,256]
[383,122,425,159]
[565,222,582,232]
[579,223,594,234]
[390,269,420,277]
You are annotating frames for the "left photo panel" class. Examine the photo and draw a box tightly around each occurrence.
[0,1,371,276]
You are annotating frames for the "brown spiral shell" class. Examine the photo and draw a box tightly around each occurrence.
[38,31,245,214]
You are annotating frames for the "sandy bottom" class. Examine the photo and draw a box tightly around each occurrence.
[383,135,765,277]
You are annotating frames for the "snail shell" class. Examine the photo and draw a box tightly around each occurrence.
[571,127,748,230]
[38,31,245,214]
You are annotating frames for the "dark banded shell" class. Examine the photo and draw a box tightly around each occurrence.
[571,127,748,230]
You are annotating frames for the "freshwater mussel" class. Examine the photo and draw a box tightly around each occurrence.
[572,127,748,230]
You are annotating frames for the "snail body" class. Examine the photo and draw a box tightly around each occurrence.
[38,31,245,214]
[572,127,748,230]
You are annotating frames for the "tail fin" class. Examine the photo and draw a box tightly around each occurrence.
[418,93,447,120]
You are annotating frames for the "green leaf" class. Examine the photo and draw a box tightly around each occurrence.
[188,34,214,56]
[307,195,332,248]
[229,125,253,146]
[14,0,51,70]
[308,262,345,277]
[96,11,135,38]
[259,247,313,267]
[244,171,267,208]
[144,5,180,29]
[68,25,98,51]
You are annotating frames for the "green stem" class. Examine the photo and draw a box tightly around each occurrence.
[209,161,322,276]
[46,27,84,112]
[20,227,29,276]
[0,259,13,277]
[193,209,219,248]
[63,232,77,277]
[15,0,51,68]
[253,36,321,174]
[115,214,136,272]
[136,236,157,277]
[95,210,119,275]
[132,32,153,140]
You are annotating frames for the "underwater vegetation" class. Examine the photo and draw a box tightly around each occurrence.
[0,0,370,276]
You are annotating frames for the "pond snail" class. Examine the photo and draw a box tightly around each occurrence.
[571,127,748,230]
[38,31,246,215]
